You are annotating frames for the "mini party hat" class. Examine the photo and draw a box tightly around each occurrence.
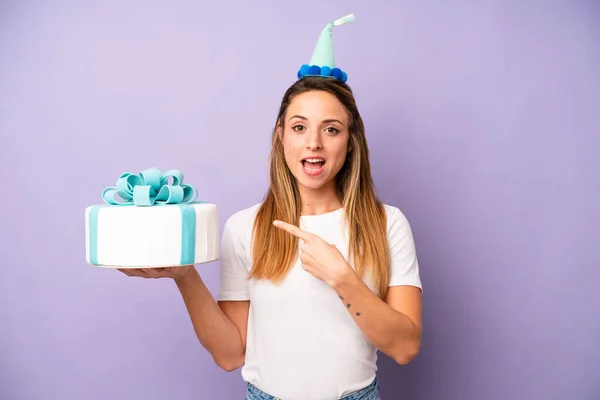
[297,13,355,83]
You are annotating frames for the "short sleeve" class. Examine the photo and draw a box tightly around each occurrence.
[387,206,423,292]
[218,216,251,301]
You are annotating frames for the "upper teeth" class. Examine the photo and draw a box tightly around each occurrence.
[305,159,322,163]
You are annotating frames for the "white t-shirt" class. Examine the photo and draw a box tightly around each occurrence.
[218,203,422,400]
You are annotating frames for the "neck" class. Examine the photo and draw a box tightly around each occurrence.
[298,183,342,216]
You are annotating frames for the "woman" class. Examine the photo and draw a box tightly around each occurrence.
[120,14,422,400]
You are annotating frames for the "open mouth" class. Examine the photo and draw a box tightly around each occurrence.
[301,157,326,175]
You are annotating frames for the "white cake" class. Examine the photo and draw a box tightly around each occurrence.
[85,168,219,268]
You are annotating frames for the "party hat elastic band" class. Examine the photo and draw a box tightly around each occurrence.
[297,13,355,83]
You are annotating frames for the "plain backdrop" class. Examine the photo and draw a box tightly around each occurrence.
[1,1,599,399]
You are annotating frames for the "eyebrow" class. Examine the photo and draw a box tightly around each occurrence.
[288,115,345,126]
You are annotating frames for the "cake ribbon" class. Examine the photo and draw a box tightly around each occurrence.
[101,167,197,206]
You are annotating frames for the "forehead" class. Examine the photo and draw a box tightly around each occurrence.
[286,90,348,121]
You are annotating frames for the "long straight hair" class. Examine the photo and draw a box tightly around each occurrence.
[249,77,391,298]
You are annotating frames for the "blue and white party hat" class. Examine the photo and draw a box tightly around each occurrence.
[297,13,355,83]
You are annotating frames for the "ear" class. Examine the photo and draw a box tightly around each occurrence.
[276,125,283,144]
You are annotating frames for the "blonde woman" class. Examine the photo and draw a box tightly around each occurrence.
[120,14,422,400]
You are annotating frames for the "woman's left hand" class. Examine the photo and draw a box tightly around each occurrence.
[273,220,355,288]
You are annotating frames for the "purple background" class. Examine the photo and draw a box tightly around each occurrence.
[1,1,599,399]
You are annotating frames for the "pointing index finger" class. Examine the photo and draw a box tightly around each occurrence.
[273,220,311,241]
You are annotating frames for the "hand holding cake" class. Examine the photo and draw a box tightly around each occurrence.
[117,265,196,282]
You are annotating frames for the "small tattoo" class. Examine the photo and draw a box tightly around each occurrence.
[356,312,361,316]
[339,295,344,300]
[346,303,351,308]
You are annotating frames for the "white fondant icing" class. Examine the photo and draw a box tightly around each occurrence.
[85,203,219,268]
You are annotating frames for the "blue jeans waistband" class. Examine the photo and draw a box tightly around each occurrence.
[245,377,380,400]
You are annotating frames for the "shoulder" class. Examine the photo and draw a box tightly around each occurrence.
[381,203,415,238]
[381,203,421,288]
[223,202,262,239]
[382,203,411,225]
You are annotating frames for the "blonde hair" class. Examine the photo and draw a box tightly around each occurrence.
[249,77,391,298]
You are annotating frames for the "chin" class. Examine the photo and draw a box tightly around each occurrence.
[297,180,327,191]
[294,172,332,191]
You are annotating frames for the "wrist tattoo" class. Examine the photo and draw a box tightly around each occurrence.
[339,295,361,316]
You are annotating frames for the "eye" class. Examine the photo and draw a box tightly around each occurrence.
[325,126,340,134]
[292,125,306,132]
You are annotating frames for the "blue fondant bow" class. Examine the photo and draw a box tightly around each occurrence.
[101,167,197,206]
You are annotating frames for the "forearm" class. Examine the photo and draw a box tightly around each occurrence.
[174,269,244,369]
[333,273,421,364]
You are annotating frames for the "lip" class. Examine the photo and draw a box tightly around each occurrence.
[301,156,326,177]
[301,156,325,162]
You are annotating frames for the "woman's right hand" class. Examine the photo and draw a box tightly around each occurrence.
[117,264,196,283]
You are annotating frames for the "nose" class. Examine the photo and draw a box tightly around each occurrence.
[305,129,322,151]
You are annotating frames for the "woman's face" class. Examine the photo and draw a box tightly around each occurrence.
[280,90,351,196]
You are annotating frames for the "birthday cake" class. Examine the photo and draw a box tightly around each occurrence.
[85,168,219,268]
